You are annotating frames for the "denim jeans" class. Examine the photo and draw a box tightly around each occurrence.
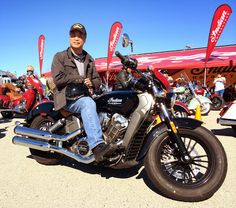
[64,96,104,149]
[215,89,225,97]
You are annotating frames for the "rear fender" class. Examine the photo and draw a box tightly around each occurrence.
[26,101,61,125]
[137,118,203,160]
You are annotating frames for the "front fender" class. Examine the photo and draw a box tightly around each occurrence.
[137,118,203,160]
[26,101,61,125]
[188,96,211,110]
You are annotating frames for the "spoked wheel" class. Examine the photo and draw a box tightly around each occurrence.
[144,126,227,202]
[173,110,188,118]
[210,96,224,110]
[200,102,211,115]
[29,115,63,165]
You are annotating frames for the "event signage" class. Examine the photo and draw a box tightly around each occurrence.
[38,34,45,76]
[107,22,122,74]
[205,4,232,63]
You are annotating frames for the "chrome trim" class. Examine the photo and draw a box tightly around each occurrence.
[218,118,236,126]
[12,136,95,164]
[14,126,83,142]
[122,92,154,147]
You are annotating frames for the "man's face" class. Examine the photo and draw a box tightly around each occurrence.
[70,30,85,50]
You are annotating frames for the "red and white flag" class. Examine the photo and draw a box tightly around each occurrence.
[205,4,232,63]
[38,34,45,76]
[107,22,123,71]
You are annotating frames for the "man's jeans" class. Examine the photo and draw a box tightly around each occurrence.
[215,89,225,97]
[64,96,104,149]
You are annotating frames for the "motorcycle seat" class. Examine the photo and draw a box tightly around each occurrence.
[60,108,74,118]
[6,92,22,101]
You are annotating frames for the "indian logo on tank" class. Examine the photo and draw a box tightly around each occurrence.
[108,97,122,105]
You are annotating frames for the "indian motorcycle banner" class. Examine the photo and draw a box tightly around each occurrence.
[205,4,232,63]
[107,22,122,78]
[38,34,45,76]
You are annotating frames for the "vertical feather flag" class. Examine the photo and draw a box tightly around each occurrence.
[106,22,122,83]
[38,34,45,76]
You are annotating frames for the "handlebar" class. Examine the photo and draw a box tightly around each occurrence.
[115,51,138,70]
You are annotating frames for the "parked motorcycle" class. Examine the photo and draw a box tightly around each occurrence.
[12,50,227,202]
[194,84,224,111]
[174,74,212,115]
[217,100,236,133]
[0,76,49,119]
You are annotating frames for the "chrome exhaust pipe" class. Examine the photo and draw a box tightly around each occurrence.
[14,126,83,142]
[12,136,95,164]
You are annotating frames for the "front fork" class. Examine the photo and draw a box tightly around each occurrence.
[159,103,191,162]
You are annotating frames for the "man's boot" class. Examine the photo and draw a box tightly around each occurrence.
[92,143,116,162]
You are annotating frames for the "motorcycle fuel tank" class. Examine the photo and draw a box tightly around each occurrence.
[95,90,139,116]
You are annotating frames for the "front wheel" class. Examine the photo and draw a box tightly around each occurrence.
[29,115,63,165]
[144,126,227,202]
[200,102,211,115]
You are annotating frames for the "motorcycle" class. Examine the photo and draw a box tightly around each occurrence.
[217,100,236,133]
[12,51,227,202]
[174,73,212,115]
[0,76,49,119]
[194,84,224,111]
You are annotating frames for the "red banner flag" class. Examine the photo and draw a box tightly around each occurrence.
[38,34,45,76]
[107,22,123,71]
[205,4,232,63]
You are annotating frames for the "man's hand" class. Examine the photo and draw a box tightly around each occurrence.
[84,78,94,95]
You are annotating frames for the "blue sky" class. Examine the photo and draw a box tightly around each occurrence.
[0,0,235,76]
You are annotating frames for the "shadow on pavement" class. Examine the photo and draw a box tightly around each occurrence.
[60,156,167,197]
[59,156,143,178]
[0,118,13,124]
[211,128,236,137]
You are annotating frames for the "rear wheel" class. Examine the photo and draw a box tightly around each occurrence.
[144,126,227,202]
[29,115,63,165]
[210,96,224,110]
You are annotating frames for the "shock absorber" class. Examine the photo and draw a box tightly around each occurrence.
[48,118,66,133]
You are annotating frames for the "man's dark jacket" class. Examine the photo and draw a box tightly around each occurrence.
[51,48,101,111]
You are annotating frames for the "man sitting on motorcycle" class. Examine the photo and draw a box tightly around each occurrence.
[51,23,115,162]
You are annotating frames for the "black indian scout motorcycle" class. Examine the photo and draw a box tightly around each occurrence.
[12,51,227,202]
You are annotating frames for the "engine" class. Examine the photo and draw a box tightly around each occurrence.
[99,112,129,143]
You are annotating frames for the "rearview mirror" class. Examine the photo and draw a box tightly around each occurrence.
[122,33,133,52]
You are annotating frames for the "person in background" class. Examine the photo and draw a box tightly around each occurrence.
[51,23,116,162]
[213,74,226,98]
[26,65,37,78]
[159,69,174,87]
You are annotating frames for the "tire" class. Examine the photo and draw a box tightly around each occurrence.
[29,115,63,165]
[210,96,224,111]
[232,126,236,134]
[144,126,227,202]
[200,102,211,115]
[173,110,188,118]
[173,105,189,118]
[1,111,13,119]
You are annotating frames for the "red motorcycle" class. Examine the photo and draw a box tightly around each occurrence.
[0,76,49,119]
[194,85,224,110]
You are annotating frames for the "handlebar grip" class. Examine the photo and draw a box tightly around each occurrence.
[115,51,125,62]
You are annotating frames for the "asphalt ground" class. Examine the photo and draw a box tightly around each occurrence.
[0,110,235,208]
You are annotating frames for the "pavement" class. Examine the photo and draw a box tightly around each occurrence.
[0,111,235,208]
